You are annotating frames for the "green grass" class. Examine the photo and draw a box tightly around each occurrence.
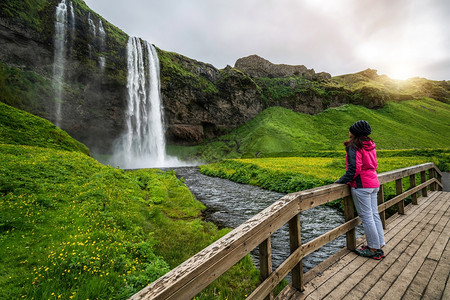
[158,49,219,95]
[0,62,53,114]
[176,98,450,162]
[200,154,446,216]
[0,102,89,154]
[0,104,261,299]
[200,156,437,193]
[0,0,50,32]
[0,143,261,299]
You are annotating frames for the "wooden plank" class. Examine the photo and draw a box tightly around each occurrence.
[443,277,450,300]
[421,171,428,197]
[437,173,443,191]
[332,193,445,300]
[343,195,356,250]
[427,193,450,261]
[259,237,273,300]
[433,165,443,177]
[382,229,442,299]
[396,178,405,215]
[419,218,450,299]
[250,216,362,300]
[331,196,447,300]
[429,169,436,191]
[130,193,301,300]
[248,247,305,299]
[404,199,450,299]
[410,174,418,205]
[364,193,449,299]
[402,257,438,298]
[131,163,444,300]
[301,218,361,258]
[289,214,303,292]
[297,184,350,211]
[377,179,436,213]
[377,163,434,184]
[274,285,301,300]
[301,192,439,300]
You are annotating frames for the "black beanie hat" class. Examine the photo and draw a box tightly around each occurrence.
[349,120,372,137]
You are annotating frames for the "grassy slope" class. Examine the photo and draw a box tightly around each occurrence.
[200,156,438,194]
[176,98,449,161]
[0,102,89,154]
[0,106,259,299]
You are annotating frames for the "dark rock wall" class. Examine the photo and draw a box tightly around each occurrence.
[0,0,129,153]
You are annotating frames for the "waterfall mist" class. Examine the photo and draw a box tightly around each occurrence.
[110,37,190,169]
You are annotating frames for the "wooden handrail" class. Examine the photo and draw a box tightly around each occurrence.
[130,162,443,300]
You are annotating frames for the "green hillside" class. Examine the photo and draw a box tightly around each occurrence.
[172,98,450,161]
[0,102,89,154]
[0,106,259,299]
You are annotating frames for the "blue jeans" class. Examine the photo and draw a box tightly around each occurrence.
[351,187,385,249]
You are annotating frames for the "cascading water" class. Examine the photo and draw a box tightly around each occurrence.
[110,37,170,169]
[67,1,75,56]
[87,13,96,59]
[52,0,68,127]
[68,1,75,35]
[98,20,106,40]
[88,12,96,36]
[98,20,106,71]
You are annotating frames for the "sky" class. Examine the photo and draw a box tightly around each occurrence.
[84,0,450,80]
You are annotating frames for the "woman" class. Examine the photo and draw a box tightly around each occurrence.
[335,120,385,260]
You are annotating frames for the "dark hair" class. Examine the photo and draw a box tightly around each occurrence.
[344,135,373,151]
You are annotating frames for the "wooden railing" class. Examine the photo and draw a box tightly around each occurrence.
[130,163,443,300]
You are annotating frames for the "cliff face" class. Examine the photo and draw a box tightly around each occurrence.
[0,0,448,152]
[159,52,264,144]
[235,54,331,81]
[0,0,128,153]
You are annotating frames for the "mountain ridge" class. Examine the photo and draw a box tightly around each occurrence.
[0,0,448,154]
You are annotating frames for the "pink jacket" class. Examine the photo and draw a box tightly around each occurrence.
[336,140,380,188]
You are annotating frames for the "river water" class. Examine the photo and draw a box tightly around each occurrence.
[173,167,363,274]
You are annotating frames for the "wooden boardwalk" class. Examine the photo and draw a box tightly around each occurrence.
[277,191,450,300]
[131,163,445,300]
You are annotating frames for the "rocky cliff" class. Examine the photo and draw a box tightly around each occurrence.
[235,54,331,81]
[0,0,448,153]
[0,0,128,153]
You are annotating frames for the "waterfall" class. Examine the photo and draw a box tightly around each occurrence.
[111,37,170,169]
[52,0,68,127]
[88,12,96,36]
[98,19,106,71]
[99,56,106,71]
[98,19,106,39]
[68,1,75,34]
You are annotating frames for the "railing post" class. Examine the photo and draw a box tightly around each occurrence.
[289,214,304,292]
[421,171,428,197]
[396,178,405,215]
[259,237,273,300]
[377,185,386,229]
[429,169,436,191]
[343,195,356,250]
[436,170,443,191]
[409,174,418,205]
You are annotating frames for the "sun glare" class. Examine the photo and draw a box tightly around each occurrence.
[386,67,414,80]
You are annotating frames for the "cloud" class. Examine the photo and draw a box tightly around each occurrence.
[84,0,450,79]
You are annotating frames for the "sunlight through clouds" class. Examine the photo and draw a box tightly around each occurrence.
[84,0,449,80]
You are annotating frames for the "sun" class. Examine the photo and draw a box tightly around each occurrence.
[387,67,414,80]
